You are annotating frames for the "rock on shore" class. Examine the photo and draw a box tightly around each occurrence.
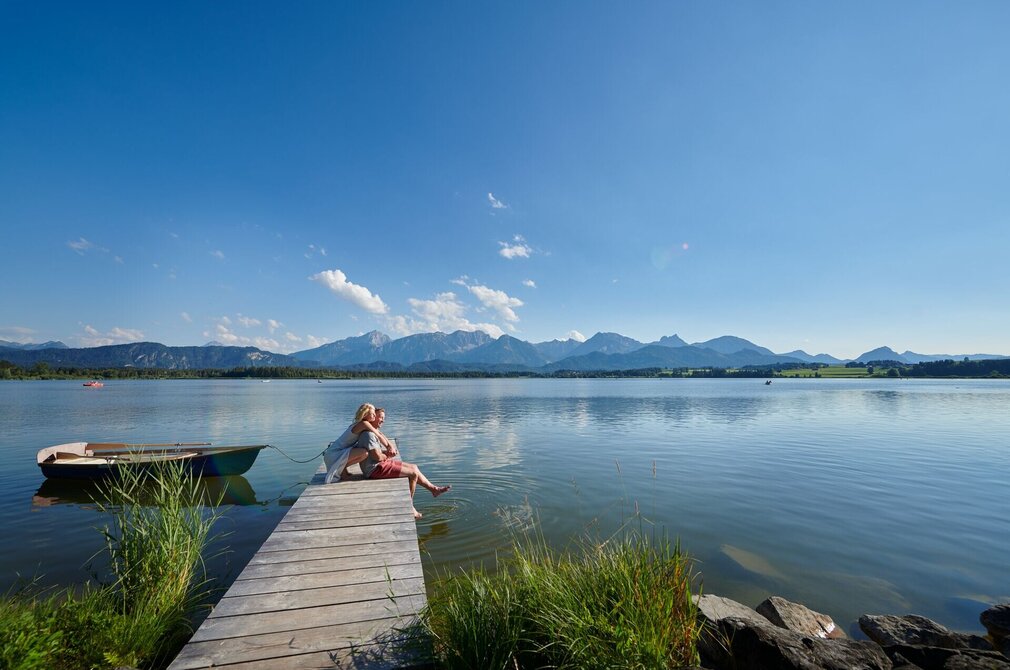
[694,594,1010,670]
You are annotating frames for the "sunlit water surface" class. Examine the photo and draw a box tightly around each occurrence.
[2,378,1007,634]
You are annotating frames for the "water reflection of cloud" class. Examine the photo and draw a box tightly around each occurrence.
[471,413,521,470]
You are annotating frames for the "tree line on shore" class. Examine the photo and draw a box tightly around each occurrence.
[1,357,1007,380]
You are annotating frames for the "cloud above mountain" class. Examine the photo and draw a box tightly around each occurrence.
[310,269,389,315]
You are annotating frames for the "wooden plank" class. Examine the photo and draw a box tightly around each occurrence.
[210,576,427,618]
[259,524,418,552]
[237,550,421,580]
[276,509,410,525]
[168,617,421,669]
[245,540,420,566]
[190,643,428,670]
[286,494,411,510]
[297,485,403,499]
[282,501,411,517]
[222,562,423,598]
[190,593,428,642]
[276,514,411,532]
[298,479,403,496]
[170,474,427,669]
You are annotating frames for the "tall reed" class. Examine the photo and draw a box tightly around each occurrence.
[423,526,701,670]
[93,458,224,666]
[0,460,223,670]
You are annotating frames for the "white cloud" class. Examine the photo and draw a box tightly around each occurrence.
[305,334,328,348]
[210,250,225,260]
[114,256,124,264]
[0,326,37,343]
[267,319,281,333]
[467,284,523,322]
[68,238,99,255]
[180,312,192,323]
[110,327,144,340]
[79,324,145,347]
[310,269,389,315]
[488,192,508,209]
[383,292,505,338]
[498,235,532,259]
[522,279,536,288]
[237,314,261,328]
[252,337,280,351]
[450,275,470,286]
[305,244,328,259]
[68,238,114,258]
[567,330,587,342]
[407,292,469,327]
[203,317,301,352]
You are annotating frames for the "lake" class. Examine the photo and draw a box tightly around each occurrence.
[1,378,1007,635]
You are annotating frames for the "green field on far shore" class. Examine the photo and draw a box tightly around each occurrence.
[777,366,899,378]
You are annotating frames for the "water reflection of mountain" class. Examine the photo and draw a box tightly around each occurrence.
[31,475,262,509]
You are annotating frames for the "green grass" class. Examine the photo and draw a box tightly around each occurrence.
[0,461,223,670]
[422,528,700,670]
[779,366,906,378]
[779,366,868,378]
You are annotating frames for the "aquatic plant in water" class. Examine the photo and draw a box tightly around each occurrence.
[0,460,223,669]
[422,525,701,670]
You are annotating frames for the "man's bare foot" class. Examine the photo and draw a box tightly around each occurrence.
[432,484,451,498]
[412,508,423,520]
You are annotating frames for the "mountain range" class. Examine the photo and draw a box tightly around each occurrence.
[1,331,1005,372]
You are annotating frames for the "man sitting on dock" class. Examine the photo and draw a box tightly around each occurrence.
[358,431,449,520]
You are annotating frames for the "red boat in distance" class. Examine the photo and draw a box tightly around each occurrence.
[83,381,104,387]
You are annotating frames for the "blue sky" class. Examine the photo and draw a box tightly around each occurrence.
[2,2,1009,359]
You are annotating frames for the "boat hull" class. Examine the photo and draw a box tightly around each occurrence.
[37,444,267,480]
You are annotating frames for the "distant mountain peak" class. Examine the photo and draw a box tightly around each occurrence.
[856,346,906,363]
[0,339,69,350]
[691,335,774,357]
[651,334,687,348]
[570,332,644,357]
[203,341,224,347]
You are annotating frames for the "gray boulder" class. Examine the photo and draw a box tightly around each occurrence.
[694,595,768,666]
[883,644,1010,670]
[981,604,1010,643]
[757,596,846,639]
[716,615,891,669]
[859,614,991,650]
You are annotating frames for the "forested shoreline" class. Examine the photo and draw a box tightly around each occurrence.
[2,358,1008,380]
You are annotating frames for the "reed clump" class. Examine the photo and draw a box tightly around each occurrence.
[423,529,701,669]
[0,461,222,670]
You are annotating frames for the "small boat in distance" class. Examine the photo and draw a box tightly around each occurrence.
[83,381,104,387]
[37,442,268,480]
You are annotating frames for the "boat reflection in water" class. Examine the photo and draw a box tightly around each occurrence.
[31,474,262,510]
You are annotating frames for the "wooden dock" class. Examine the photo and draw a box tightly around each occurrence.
[168,466,429,670]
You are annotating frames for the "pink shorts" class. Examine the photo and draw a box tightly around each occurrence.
[368,459,403,479]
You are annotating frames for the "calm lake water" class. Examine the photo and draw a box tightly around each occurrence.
[2,378,1008,634]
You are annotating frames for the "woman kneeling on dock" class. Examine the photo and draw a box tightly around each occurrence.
[358,430,450,521]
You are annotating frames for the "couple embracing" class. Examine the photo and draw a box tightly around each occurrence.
[324,403,450,519]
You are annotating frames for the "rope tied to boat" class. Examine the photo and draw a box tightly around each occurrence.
[266,444,329,464]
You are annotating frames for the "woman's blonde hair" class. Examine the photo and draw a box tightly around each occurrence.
[354,403,376,422]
